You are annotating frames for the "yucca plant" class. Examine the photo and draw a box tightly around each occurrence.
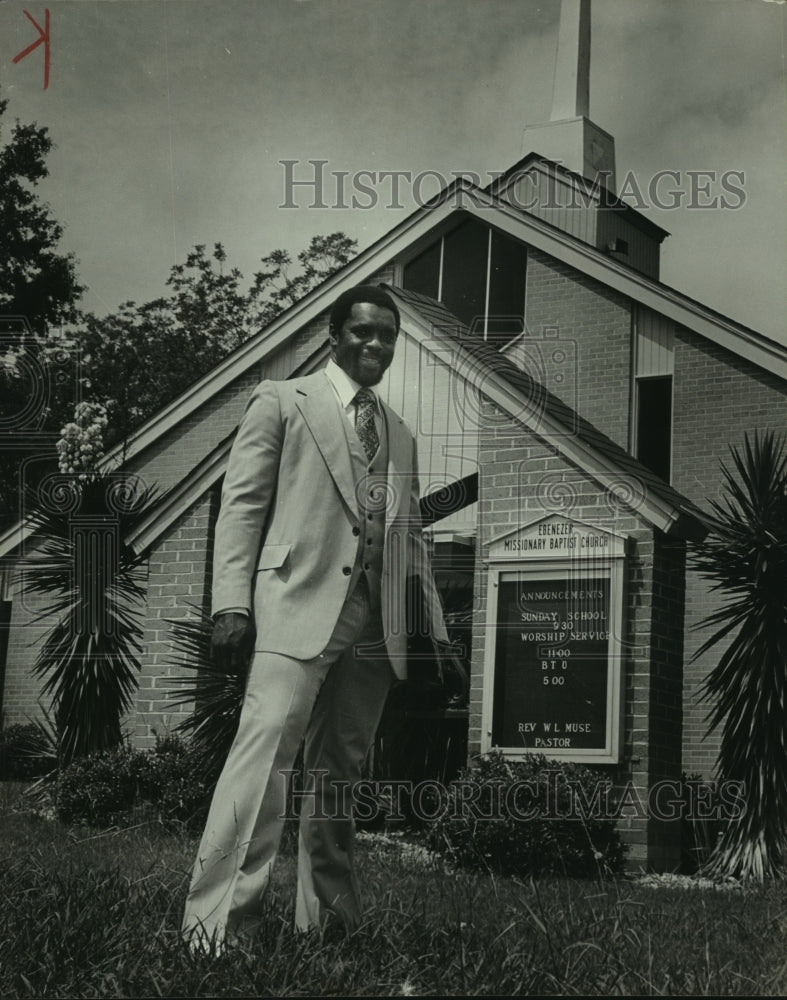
[163,603,246,781]
[689,430,787,881]
[18,471,157,766]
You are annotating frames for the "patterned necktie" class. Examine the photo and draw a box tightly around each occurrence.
[354,388,379,462]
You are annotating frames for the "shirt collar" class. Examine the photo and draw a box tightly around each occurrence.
[325,358,378,410]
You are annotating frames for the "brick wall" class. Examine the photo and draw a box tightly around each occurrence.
[2,561,53,727]
[644,532,686,867]
[470,399,686,869]
[0,488,218,744]
[672,327,787,775]
[125,371,260,500]
[524,247,632,450]
[265,310,329,379]
[521,253,787,781]
[130,488,218,748]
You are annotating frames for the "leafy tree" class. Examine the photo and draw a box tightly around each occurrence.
[0,97,83,334]
[247,232,357,328]
[0,93,84,528]
[689,431,787,881]
[78,235,356,451]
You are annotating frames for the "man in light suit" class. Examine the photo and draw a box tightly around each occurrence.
[182,284,447,949]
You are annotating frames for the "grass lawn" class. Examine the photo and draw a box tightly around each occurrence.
[1,781,786,997]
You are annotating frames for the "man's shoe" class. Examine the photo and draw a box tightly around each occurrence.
[184,928,226,958]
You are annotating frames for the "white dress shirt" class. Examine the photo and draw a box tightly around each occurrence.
[323,358,382,438]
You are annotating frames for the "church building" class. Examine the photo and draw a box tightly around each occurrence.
[1,0,785,869]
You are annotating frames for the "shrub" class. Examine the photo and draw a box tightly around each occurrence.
[426,751,626,878]
[52,734,215,829]
[138,733,214,830]
[0,723,55,780]
[55,743,146,826]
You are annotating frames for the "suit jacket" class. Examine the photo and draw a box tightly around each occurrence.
[212,371,447,679]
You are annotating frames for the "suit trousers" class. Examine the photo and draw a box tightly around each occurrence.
[182,577,394,945]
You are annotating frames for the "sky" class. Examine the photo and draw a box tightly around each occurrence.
[0,0,785,346]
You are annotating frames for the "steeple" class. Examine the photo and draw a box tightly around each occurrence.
[551,0,590,120]
[522,0,616,191]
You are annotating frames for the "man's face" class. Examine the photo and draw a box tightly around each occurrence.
[330,302,398,386]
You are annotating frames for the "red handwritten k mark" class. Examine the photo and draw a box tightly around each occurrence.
[13,9,51,90]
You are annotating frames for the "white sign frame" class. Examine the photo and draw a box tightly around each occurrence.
[480,516,627,765]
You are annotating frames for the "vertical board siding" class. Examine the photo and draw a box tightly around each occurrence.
[635,306,675,376]
[380,333,479,530]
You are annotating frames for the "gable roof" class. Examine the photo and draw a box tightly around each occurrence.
[92,174,787,474]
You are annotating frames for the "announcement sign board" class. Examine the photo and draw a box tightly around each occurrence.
[491,576,609,751]
[481,516,626,764]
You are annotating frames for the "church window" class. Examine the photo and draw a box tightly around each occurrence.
[635,375,672,482]
[402,218,527,346]
[632,307,674,483]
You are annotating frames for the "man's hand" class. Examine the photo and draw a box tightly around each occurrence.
[211,612,256,673]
